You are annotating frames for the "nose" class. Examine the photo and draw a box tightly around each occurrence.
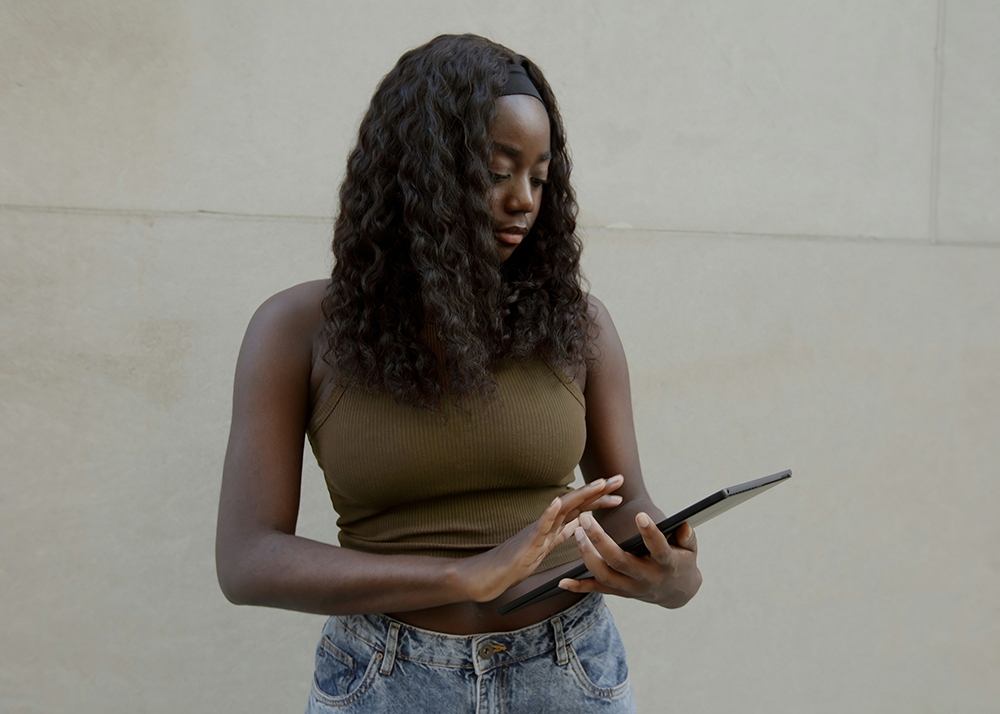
[505,176,535,215]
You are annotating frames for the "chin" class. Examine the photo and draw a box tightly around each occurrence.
[496,243,518,262]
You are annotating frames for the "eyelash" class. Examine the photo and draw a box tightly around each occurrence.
[490,173,549,187]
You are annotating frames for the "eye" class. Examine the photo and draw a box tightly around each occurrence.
[490,172,509,184]
[531,177,549,188]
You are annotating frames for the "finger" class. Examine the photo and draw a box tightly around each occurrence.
[557,576,621,595]
[549,517,579,548]
[562,496,623,527]
[524,498,575,566]
[674,522,697,554]
[551,483,607,529]
[585,494,623,510]
[559,475,624,520]
[566,474,623,507]
[555,479,606,517]
[575,518,641,584]
[570,527,636,594]
[533,497,561,537]
[601,474,625,491]
[635,512,671,562]
[592,474,624,498]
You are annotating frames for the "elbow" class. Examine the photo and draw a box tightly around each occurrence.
[216,555,252,605]
[215,542,267,607]
[217,567,250,606]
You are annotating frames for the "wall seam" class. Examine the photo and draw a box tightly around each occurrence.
[0,203,332,224]
[4,202,999,249]
[583,228,1000,249]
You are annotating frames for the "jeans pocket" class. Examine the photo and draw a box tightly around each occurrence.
[566,610,631,699]
[310,618,380,707]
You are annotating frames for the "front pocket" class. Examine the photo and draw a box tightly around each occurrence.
[311,622,380,707]
[315,634,359,696]
[566,614,631,699]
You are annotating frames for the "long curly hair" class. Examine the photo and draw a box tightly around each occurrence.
[322,34,592,409]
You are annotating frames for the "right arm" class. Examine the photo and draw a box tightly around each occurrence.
[214,284,621,616]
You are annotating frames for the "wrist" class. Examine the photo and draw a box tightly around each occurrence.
[442,557,476,603]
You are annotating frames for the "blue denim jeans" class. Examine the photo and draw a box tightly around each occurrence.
[304,592,636,713]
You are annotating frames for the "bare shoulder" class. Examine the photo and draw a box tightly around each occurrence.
[235,280,330,392]
[583,293,626,375]
[585,293,610,319]
[247,279,328,340]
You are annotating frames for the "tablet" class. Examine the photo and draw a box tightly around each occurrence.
[497,469,792,615]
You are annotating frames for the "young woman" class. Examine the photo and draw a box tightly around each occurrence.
[216,34,702,713]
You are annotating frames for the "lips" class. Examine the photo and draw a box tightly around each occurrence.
[495,225,529,247]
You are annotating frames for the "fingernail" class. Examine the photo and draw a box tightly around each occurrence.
[558,579,573,589]
[610,474,624,484]
[581,513,592,530]
[637,513,650,527]
[592,478,606,488]
[574,527,586,543]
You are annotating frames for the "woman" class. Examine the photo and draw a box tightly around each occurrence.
[216,34,702,712]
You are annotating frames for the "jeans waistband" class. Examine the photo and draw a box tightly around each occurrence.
[337,592,606,676]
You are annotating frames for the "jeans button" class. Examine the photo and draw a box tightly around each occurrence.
[478,644,492,659]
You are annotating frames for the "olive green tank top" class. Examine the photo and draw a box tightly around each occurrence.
[306,359,586,573]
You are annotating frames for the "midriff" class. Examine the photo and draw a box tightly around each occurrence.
[388,576,585,634]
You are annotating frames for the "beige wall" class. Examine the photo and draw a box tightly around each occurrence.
[2,1,997,712]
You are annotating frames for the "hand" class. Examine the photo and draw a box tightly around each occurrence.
[558,513,702,609]
[457,476,625,603]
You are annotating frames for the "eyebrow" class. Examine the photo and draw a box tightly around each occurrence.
[491,142,551,163]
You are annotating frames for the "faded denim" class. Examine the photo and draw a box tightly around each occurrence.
[304,592,636,713]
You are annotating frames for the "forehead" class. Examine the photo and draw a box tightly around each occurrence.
[489,95,551,155]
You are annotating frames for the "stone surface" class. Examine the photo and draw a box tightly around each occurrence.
[937,0,1000,243]
[581,227,1000,713]
[0,210,336,712]
[2,1,939,240]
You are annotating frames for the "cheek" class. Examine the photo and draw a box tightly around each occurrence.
[531,187,545,217]
[488,189,506,220]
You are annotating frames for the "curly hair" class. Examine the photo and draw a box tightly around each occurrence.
[322,34,592,409]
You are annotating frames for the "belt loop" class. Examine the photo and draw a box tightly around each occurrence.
[380,622,400,676]
[552,616,568,666]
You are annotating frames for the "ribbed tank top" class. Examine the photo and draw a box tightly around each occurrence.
[307,359,587,573]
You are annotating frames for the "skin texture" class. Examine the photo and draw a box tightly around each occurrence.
[215,96,702,636]
[488,95,551,261]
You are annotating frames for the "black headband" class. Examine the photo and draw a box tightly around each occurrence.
[499,63,544,105]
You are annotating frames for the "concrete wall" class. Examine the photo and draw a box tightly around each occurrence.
[2,1,997,711]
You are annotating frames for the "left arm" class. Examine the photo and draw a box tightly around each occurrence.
[559,296,702,608]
